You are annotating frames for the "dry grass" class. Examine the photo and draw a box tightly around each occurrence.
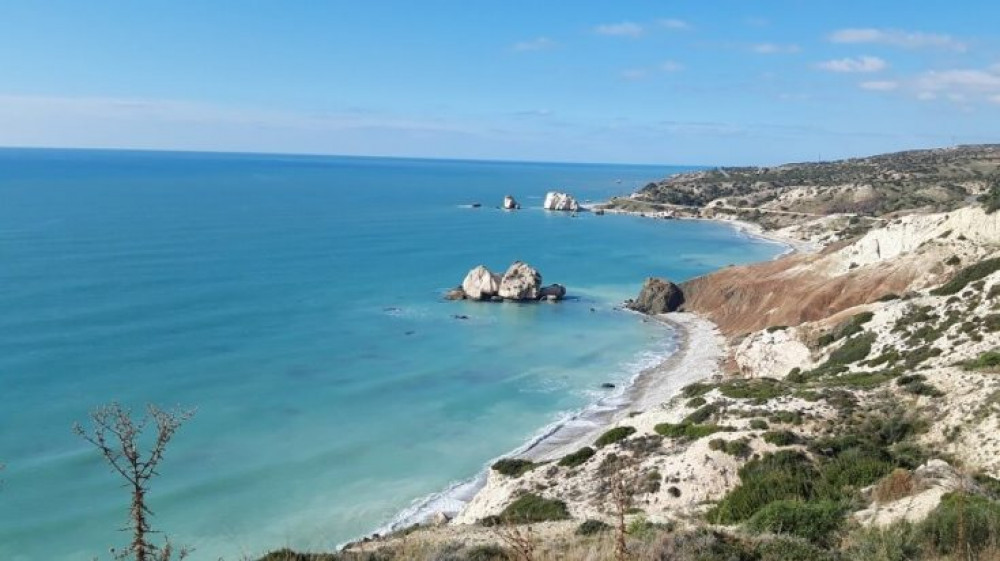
[873,468,918,504]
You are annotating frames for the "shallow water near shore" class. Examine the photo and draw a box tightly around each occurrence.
[0,149,783,560]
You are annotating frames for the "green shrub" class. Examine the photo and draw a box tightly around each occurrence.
[841,522,921,561]
[746,500,845,545]
[495,493,569,524]
[684,402,720,424]
[595,426,636,447]
[903,346,942,369]
[708,451,817,524]
[827,332,877,365]
[750,419,769,430]
[709,438,753,458]
[718,378,788,401]
[463,545,511,561]
[681,382,714,398]
[817,446,895,497]
[685,396,707,408]
[822,369,899,389]
[931,257,1000,296]
[558,447,595,468]
[575,519,611,536]
[763,430,800,446]
[491,458,535,477]
[655,422,733,440]
[918,492,1000,556]
[962,349,1000,371]
[753,535,838,561]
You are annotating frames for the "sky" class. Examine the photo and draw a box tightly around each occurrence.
[0,1,998,165]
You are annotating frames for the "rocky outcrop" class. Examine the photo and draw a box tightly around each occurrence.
[498,261,542,300]
[543,191,580,212]
[538,284,566,301]
[446,262,564,302]
[626,277,684,314]
[461,265,502,300]
[502,195,520,210]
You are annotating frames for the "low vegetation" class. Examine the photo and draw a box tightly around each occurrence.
[594,426,636,448]
[491,458,536,478]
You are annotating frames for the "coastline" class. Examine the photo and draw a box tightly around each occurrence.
[363,206,798,542]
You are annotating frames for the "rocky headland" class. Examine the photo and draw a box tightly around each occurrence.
[267,145,1000,561]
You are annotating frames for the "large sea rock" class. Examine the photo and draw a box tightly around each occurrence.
[498,261,543,300]
[543,191,580,212]
[461,265,501,300]
[502,195,520,210]
[626,277,684,314]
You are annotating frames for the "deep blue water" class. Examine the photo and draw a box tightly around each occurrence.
[0,149,783,560]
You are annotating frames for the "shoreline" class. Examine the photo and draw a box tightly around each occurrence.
[363,205,797,542]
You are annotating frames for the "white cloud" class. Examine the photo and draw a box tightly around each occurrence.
[917,92,938,101]
[752,43,801,55]
[990,94,1000,105]
[916,69,1000,92]
[818,56,888,73]
[620,68,648,80]
[595,22,644,38]
[860,80,899,91]
[658,18,690,30]
[829,28,967,52]
[660,60,684,72]
[512,37,555,52]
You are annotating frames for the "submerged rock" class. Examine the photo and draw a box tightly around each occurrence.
[498,261,542,300]
[503,195,521,210]
[543,191,581,212]
[462,265,501,300]
[444,287,466,301]
[539,284,566,301]
[626,277,685,314]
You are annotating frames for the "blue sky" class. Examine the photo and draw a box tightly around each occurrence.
[0,1,998,165]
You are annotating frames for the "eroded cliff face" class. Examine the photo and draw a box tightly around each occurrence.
[680,207,1000,336]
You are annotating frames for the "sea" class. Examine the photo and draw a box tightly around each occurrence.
[0,149,784,560]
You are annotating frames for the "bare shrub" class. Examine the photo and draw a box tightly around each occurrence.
[74,402,194,561]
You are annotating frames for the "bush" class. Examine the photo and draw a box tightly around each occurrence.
[685,396,707,408]
[709,438,753,458]
[918,492,1000,556]
[827,332,877,365]
[962,349,1000,371]
[931,257,1000,296]
[746,500,845,545]
[491,458,535,477]
[841,522,921,561]
[595,426,636,447]
[708,451,817,524]
[684,402,720,424]
[681,382,714,398]
[558,447,595,468]
[655,422,733,440]
[753,535,838,561]
[763,430,800,446]
[817,446,896,497]
[750,419,769,430]
[718,378,788,402]
[873,468,916,503]
[575,519,611,536]
[495,493,569,524]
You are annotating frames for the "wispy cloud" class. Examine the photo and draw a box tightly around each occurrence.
[657,18,690,30]
[829,28,968,52]
[660,60,684,72]
[752,43,801,55]
[595,22,644,38]
[512,37,556,52]
[620,68,648,80]
[859,80,899,91]
[818,56,888,73]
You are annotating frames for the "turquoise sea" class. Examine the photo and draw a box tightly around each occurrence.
[0,149,783,560]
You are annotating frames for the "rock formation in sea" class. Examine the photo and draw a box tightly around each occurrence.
[498,261,542,300]
[502,195,520,210]
[461,265,501,300]
[625,277,685,314]
[445,262,565,302]
[543,191,580,212]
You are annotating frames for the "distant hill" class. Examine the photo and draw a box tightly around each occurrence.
[623,144,1000,218]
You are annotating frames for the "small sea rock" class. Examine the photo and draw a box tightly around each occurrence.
[601,382,616,389]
